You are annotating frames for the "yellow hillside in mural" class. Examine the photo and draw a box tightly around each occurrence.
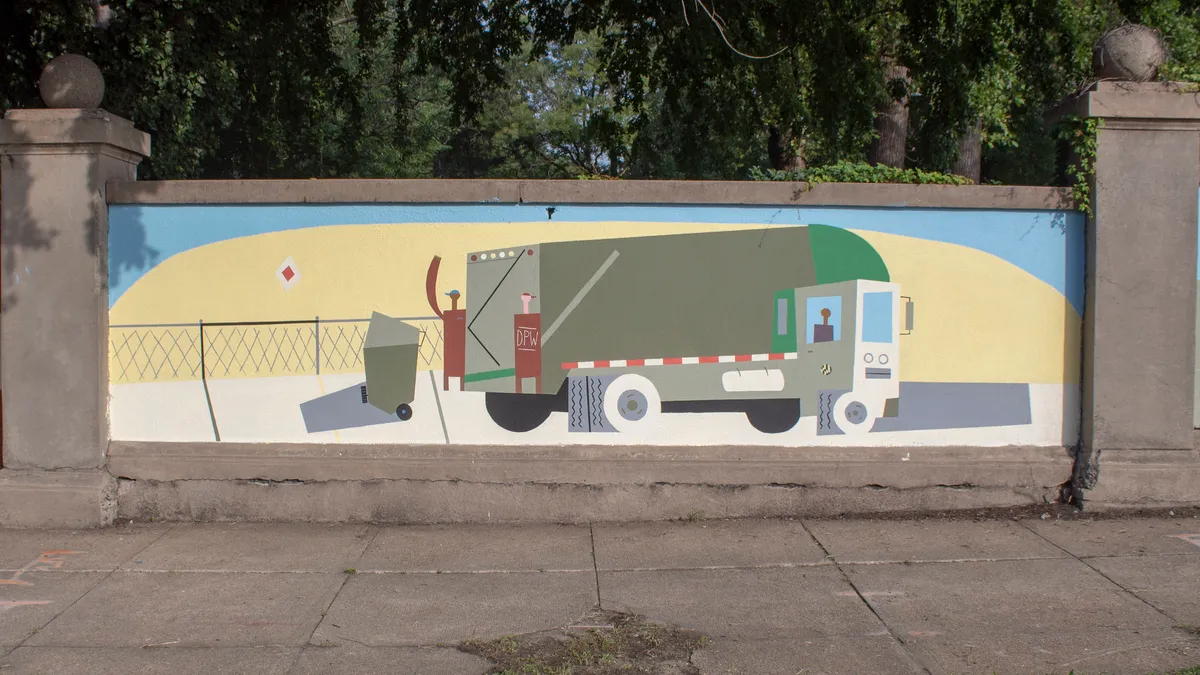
[110,222,1080,385]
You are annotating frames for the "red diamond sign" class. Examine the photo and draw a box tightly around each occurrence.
[276,256,301,290]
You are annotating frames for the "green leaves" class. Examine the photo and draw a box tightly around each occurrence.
[1054,114,1102,217]
[749,162,973,185]
[3,0,1198,185]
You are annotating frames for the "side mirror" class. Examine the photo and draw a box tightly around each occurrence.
[902,296,915,335]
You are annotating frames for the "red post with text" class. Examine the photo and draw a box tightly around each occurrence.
[514,292,541,394]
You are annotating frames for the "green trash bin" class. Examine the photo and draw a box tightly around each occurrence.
[363,312,420,421]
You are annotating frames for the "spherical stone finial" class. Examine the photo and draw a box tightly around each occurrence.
[38,54,105,108]
[1093,24,1167,82]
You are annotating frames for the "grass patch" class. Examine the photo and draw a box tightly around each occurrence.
[459,609,708,675]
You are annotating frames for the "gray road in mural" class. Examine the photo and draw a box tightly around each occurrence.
[865,382,1031,434]
[299,379,1033,436]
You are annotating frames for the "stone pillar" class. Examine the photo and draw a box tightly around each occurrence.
[0,55,150,527]
[1072,82,1200,506]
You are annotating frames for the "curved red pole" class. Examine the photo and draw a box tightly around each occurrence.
[425,256,444,319]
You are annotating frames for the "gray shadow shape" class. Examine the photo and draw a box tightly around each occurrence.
[868,382,1032,433]
[109,212,159,292]
[300,381,399,433]
[818,382,1034,435]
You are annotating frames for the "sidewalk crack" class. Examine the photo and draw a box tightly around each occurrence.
[288,525,383,673]
[589,523,602,610]
[9,524,177,654]
[1016,520,1180,624]
[799,520,932,675]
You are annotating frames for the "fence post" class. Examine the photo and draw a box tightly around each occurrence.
[198,320,206,379]
[0,55,150,526]
[315,316,321,375]
[198,320,220,442]
[1067,81,1200,507]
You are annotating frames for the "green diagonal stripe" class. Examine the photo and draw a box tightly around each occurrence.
[463,368,516,383]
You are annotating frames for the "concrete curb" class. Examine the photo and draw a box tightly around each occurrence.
[0,469,117,528]
[115,478,1063,524]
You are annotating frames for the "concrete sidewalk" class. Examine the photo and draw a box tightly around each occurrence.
[1,515,1198,675]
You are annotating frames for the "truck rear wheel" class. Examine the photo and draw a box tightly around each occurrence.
[745,399,802,434]
[485,392,556,433]
[602,374,661,434]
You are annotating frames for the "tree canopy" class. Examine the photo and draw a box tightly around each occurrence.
[3,0,1198,183]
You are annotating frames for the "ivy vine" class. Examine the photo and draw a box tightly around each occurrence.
[1055,115,1102,218]
[748,162,973,186]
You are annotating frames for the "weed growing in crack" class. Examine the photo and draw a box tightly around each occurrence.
[459,609,708,674]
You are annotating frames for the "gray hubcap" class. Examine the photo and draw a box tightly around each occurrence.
[844,401,868,425]
[617,390,648,422]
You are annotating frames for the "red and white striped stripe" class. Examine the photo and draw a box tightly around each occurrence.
[562,352,798,370]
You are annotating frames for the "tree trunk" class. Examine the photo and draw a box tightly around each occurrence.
[951,118,983,184]
[869,63,909,168]
[768,125,805,172]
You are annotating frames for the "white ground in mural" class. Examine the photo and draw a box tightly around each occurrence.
[110,371,1079,447]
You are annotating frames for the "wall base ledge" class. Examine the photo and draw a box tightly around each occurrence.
[116,477,1063,524]
[108,441,1072,491]
[1082,449,1200,509]
[0,469,117,529]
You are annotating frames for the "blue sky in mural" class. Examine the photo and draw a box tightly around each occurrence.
[109,203,1085,313]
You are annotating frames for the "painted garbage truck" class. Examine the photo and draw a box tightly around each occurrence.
[425,224,914,436]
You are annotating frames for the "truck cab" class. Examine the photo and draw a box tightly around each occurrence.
[775,279,910,434]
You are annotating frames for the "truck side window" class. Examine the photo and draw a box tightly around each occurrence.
[776,298,788,336]
[806,296,842,344]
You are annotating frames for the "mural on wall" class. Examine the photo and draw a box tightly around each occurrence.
[107,203,1084,447]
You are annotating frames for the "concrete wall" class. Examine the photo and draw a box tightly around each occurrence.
[105,195,1082,452]
[4,80,1200,528]
[1194,189,1200,429]
[97,182,1089,523]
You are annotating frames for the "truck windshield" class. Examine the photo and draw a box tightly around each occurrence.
[861,292,893,343]
[806,296,842,344]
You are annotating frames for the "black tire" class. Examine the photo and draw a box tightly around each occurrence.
[485,392,555,432]
[396,403,413,421]
[745,399,802,434]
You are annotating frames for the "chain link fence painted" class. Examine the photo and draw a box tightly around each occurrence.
[109,317,443,384]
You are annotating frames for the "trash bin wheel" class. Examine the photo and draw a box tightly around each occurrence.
[396,403,413,421]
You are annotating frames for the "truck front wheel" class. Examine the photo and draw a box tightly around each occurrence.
[832,395,878,436]
[745,399,802,434]
[485,392,556,433]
